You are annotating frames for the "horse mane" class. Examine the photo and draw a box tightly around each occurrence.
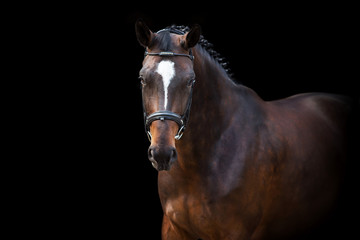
[157,25,234,79]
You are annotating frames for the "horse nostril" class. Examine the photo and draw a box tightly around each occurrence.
[170,148,177,162]
[148,147,154,159]
[148,147,158,169]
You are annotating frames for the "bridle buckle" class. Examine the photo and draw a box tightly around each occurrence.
[175,125,185,140]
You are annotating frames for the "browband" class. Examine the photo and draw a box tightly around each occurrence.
[144,51,194,61]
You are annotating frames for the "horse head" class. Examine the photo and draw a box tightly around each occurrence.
[136,19,201,171]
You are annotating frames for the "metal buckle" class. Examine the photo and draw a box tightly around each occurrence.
[146,131,152,141]
[175,125,185,140]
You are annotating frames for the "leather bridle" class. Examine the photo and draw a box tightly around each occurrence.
[144,50,194,61]
[141,28,195,141]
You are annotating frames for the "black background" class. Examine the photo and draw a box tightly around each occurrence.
[31,3,358,239]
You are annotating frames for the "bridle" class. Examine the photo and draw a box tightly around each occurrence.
[144,50,194,61]
[141,28,195,141]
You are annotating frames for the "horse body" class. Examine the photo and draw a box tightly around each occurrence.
[136,21,351,239]
[160,54,348,239]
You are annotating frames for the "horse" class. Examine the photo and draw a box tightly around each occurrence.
[135,19,353,239]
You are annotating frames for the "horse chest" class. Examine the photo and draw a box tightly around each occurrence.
[164,193,217,233]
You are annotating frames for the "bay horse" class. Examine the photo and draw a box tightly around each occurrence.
[135,19,353,239]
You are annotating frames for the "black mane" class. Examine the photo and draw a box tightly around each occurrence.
[156,25,233,78]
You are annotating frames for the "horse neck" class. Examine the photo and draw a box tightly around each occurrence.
[176,46,261,170]
[192,48,235,110]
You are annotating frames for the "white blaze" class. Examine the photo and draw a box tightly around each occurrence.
[156,60,175,109]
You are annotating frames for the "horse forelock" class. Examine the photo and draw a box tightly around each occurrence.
[152,31,173,52]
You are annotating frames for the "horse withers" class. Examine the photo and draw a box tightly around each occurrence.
[135,19,356,239]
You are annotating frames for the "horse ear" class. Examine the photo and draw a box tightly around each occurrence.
[184,24,201,49]
[135,19,153,47]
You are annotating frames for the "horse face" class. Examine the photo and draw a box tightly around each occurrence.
[140,57,195,170]
[136,20,200,170]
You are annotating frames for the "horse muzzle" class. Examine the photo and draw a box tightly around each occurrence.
[146,118,179,171]
[148,145,177,171]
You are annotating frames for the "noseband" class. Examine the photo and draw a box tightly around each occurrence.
[141,28,195,141]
